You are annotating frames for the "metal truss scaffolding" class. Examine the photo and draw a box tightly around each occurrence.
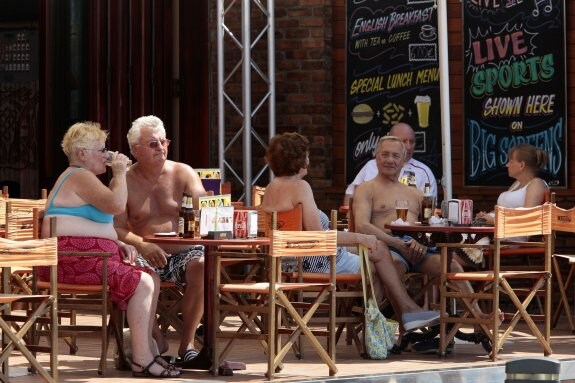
[217,0,275,204]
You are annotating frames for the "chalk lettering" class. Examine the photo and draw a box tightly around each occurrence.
[416,68,439,85]
[351,16,388,38]
[468,118,563,179]
[471,31,528,65]
[353,131,379,160]
[524,94,555,116]
[468,120,497,178]
[388,31,410,43]
[482,96,523,118]
[350,76,385,95]
[354,38,368,49]
[470,54,555,97]
[387,7,435,32]
[386,71,413,89]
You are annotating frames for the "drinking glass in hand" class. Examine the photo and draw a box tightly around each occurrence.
[106,151,132,167]
[395,200,409,221]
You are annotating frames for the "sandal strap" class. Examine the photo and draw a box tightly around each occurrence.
[132,358,179,377]
[154,355,178,371]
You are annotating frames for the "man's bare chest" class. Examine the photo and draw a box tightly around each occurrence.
[128,184,179,221]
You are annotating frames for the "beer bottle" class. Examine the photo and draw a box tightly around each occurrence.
[178,193,187,237]
[193,206,201,239]
[189,196,200,239]
[421,182,434,224]
[183,196,194,238]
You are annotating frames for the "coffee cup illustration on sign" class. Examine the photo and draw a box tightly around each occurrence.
[414,95,431,128]
[419,25,437,41]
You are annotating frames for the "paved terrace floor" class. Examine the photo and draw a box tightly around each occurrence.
[5,314,575,383]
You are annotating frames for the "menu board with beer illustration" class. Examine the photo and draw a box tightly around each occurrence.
[463,0,566,187]
[345,0,441,185]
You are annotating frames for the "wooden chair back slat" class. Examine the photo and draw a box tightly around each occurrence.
[437,202,553,361]
[252,185,265,207]
[494,203,552,239]
[5,201,45,240]
[549,192,575,331]
[213,229,338,378]
[261,203,303,237]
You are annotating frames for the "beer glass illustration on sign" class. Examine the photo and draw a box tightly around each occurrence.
[414,95,431,128]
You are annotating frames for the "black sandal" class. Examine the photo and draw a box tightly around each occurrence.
[132,359,182,378]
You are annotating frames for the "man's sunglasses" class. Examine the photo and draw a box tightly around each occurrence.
[145,139,171,149]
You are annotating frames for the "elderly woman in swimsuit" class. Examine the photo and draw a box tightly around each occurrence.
[38,122,180,378]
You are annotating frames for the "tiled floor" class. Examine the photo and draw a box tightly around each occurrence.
[5,314,575,382]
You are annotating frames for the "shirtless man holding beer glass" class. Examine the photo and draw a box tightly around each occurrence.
[353,136,441,281]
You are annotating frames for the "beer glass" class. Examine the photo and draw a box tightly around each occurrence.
[395,200,409,221]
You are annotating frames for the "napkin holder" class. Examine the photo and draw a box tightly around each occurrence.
[447,199,473,225]
[233,210,258,238]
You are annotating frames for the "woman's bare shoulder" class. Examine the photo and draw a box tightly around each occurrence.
[531,177,548,188]
[66,167,100,187]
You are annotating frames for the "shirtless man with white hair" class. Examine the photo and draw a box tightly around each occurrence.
[115,115,207,368]
[353,136,441,279]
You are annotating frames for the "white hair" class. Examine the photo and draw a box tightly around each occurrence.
[127,115,166,148]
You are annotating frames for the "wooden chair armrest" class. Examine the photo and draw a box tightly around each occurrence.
[500,240,545,247]
[58,251,113,258]
[214,251,267,259]
[435,243,492,249]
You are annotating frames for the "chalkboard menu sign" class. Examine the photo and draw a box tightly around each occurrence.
[463,0,566,187]
[346,0,442,185]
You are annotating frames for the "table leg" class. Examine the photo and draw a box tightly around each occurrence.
[205,245,215,373]
[174,246,214,372]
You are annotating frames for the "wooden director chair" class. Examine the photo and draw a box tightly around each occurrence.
[252,185,266,207]
[436,203,553,361]
[0,191,6,230]
[34,216,125,376]
[211,204,303,365]
[4,200,46,297]
[213,229,338,379]
[0,236,58,382]
[549,200,575,332]
[285,209,367,357]
[156,282,185,336]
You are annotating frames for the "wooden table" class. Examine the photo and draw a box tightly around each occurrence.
[384,222,494,246]
[143,235,270,373]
